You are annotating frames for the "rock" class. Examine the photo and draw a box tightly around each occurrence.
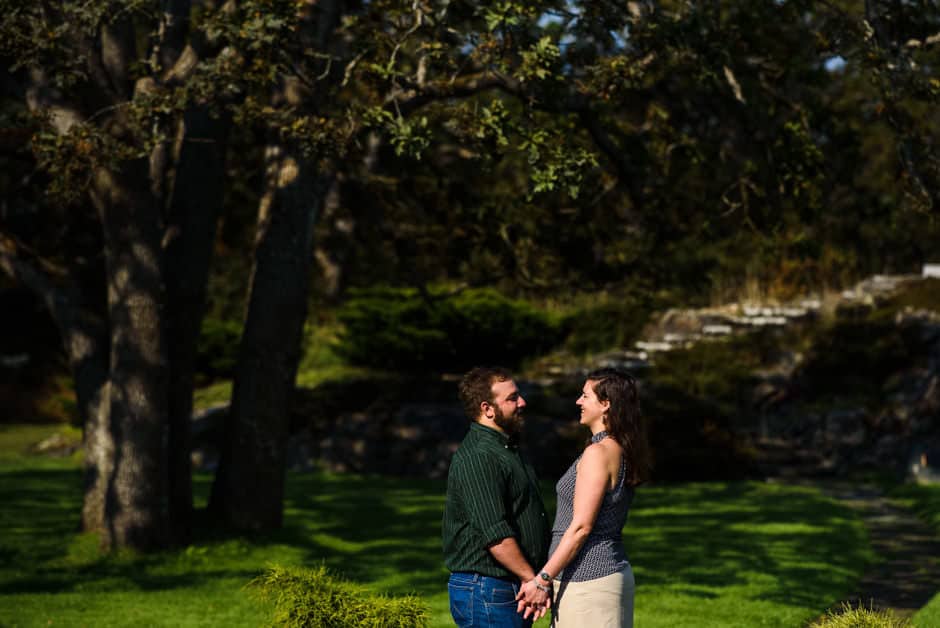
[702,324,733,335]
[0,353,29,369]
[635,340,674,353]
[32,432,79,457]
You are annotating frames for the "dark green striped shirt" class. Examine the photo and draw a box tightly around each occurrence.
[442,422,550,577]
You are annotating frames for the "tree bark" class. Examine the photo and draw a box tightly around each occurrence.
[90,159,170,550]
[0,237,111,534]
[209,143,332,530]
[58,303,111,536]
[162,107,230,543]
[207,0,342,532]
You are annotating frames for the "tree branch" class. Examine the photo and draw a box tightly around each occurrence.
[0,233,71,320]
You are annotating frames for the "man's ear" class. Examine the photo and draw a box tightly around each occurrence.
[480,401,494,418]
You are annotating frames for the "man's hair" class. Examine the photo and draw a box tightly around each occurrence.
[458,366,512,421]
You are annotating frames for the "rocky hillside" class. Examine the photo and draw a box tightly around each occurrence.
[187,275,940,483]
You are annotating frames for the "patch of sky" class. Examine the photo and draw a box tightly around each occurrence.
[611,27,629,50]
[537,9,578,51]
[824,56,846,72]
[537,13,566,28]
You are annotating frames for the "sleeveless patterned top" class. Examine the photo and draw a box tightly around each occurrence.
[548,431,633,582]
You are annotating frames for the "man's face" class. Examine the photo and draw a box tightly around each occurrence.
[489,379,526,435]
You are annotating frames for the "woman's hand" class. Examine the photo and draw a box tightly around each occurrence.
[515,578,552,620]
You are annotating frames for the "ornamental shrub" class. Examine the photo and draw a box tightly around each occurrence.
[809,604,911,628]
[335,286,563,371]
[249,565,428,628]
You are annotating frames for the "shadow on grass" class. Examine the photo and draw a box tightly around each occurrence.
[625,482,871,608]
[0,466,451,599]
[0,466,868,616]
[272,472,451,595]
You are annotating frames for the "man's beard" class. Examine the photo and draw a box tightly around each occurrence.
[494,404,524,435]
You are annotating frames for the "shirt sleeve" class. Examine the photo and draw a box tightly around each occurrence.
[453,452,515,548]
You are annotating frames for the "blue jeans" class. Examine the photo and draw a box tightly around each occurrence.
[448,572,532,628]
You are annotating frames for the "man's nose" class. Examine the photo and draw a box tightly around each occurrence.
[518,396,526,408]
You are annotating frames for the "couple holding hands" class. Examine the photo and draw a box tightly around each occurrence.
[443,366,650,627]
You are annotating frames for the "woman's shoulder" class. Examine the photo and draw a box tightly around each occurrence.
[582,438,621,464]
[595,437,623,456]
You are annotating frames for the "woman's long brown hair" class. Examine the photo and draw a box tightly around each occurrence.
[588,367,652,486]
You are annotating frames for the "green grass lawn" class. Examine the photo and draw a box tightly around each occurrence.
[0,423,876,627]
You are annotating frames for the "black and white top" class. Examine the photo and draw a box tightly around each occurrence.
[548,431,633,582]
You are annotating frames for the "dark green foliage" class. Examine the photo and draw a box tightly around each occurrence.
[797,318,911,401]
[644,336,764,480]
[335,286,564,371]
[563,296,653,355]
[249,565,428,628]
[196,318,242,380]
[796,279,939,403]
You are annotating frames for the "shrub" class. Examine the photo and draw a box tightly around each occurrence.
[809,603,911,628]
[562,295,652,355]
[335,286,563,371]
[249,565,429,628]
[642,335,768,480]
[196,317,242,379]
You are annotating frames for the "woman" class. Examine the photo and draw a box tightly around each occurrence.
[517,367,650,627]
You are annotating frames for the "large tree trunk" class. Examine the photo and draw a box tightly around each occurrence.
[66,311,111,535]
[162,107,230,544]
[0,237,111,534]
[207,0,341,531]
[208,143,332,530]
[90,159,170,550]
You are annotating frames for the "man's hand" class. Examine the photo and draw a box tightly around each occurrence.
[515,578,551,620]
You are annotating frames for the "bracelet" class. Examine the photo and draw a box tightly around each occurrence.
[535,581,551,593]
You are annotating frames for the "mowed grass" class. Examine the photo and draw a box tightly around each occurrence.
[0,423,874,627]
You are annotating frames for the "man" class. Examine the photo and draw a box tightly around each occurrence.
[442,366,552,627]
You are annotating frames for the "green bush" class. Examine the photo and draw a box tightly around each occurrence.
[335,286,563,371]
[196,317,242,379]
[797,316,922,403]
[643,336,762,480]
[249,565,429,628]
[562,295,652,355]
[810,604,911,628]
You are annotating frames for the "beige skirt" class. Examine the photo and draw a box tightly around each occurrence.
[551,565,635,628]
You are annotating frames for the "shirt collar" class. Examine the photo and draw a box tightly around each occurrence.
[470,422,520,449]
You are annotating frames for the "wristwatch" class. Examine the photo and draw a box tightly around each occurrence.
[538,571,552,583]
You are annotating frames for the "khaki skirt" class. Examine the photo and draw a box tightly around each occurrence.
[551,564,635,628]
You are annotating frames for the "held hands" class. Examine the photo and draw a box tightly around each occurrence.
[515,578,552,621]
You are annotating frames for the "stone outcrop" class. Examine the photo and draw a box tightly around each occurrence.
[185,274,939,482]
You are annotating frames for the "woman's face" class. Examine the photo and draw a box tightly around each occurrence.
[577,380,610,428]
